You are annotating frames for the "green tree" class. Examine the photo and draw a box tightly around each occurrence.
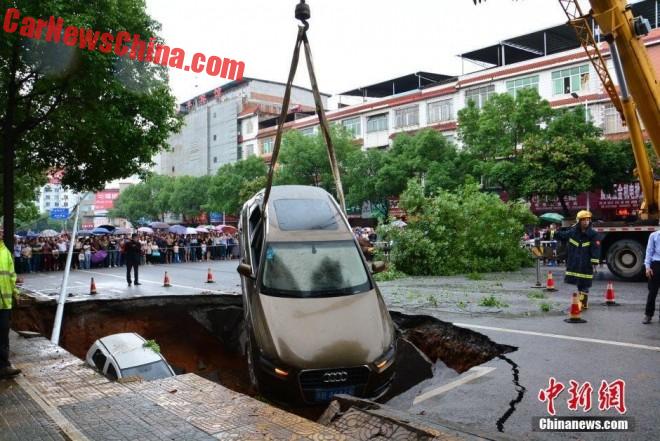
[206,156,268,215]
[275,126,362,196]
[109,182,154,225]
[1,0,181,248]
[170,175,212,218]
[379,181,535,276]
[375,129,465,198]
[343,148,387,208]
[520,108,635,214]
[457,89,553,196]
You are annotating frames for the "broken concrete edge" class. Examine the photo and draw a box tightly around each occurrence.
[326,394,517,441]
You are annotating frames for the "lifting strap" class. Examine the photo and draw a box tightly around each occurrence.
[261,0,346,216]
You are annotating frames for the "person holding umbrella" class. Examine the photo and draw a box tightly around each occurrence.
[556,210,600,310]
[125,234,142,286]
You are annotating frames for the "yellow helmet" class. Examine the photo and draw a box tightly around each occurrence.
[576,210,592,221]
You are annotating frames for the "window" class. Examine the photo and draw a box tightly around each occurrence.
[506,75,539,98]
[273,199,339,231]
[262,139,273,154]
[121,361,172,381]
[54,202,59,207]
[45,195,50,200]
[602,103,625,134]
[213,112,216,118]
[465,85,495,109]
[261,240,372,298]
[63,203,68,207]
[106,363,118,381]
[45,203,50,208]
[394,106,419,128]
[245,119,254,134]
[244,144,254,157]
[366,114,388,133]
[213,134,217,141]
[44,186,51,192]
[92,349,107,371]
[552,64,590,95]
[171,166,175,173]
[213,156,218,163]
[341,117,361,138]
[427,100,453,123]
[299,127,315,137]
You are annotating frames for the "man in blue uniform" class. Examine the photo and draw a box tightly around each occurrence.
[557,210,600,310]
[643,227,660,323]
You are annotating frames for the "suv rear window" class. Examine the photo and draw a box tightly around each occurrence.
[273,198,339,231]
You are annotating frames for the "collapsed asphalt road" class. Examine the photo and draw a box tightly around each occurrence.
[11,294,517,429]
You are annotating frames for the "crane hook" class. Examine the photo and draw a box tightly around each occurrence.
[295,0,310,31]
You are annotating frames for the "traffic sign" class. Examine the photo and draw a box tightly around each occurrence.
[50,208,69,220]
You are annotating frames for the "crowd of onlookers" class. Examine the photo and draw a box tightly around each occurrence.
[13,231,240,274]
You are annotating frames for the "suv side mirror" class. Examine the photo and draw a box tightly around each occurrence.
[371,261,386,274]
[237,262,255,279]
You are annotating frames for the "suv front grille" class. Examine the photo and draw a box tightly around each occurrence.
[299,366,370,402]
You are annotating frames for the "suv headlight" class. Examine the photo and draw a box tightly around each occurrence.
[374,345,396,373]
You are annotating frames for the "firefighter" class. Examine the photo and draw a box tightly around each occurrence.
[1,229,22,378]
[556,210,600,310]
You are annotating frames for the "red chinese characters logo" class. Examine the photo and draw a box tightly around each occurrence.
[539,378,627,415]
[598,379,627,414]
[567,380,593,412]
[538,377,565,415]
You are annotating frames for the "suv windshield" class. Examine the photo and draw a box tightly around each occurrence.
[120,360,173,381]
[261,240,372,297]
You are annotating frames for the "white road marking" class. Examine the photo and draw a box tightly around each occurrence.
[110,289,123,294]
[413,366,496,405]
[74,281,86,285]
[78,270,232,294]
[454,322,660,352]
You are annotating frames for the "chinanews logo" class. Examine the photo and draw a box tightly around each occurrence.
[2,8,245,80]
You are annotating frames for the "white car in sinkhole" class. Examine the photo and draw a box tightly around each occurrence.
[85,332,175,382]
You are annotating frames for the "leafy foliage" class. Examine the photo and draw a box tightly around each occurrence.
[143,339,161,354]
[378,181,535,276]
[206,155,268,215]
[1,0,181,243]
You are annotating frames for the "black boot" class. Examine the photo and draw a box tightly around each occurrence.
[0,366,22,379]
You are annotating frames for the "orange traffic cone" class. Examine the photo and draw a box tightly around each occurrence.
[564,292,587,323]
[89,277,98,295]
[163,271,172,287]
[545,271,557,292]
[603,281,619,306]
[206,268,215,283]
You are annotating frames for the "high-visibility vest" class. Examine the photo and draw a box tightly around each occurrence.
[0,242,17,310]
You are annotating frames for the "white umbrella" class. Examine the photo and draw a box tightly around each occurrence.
[137,227,154,234]
[195,226,209,233]
[185,227,198,235]
[40,229,59,237]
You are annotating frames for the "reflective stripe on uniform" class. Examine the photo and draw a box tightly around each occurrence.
[569,239,579,246]
[591,259,599,264]
[582,242,591,247]
[0,271,15,276]
[566,271,593,279]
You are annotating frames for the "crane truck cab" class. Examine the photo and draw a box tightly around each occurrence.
[236,185,396,405]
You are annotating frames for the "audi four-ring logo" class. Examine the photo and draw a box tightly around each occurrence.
[322,371,348,383]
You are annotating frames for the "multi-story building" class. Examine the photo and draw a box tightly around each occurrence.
[36,175,79,214]
[152,77,328,177]
[256,0,659,151]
